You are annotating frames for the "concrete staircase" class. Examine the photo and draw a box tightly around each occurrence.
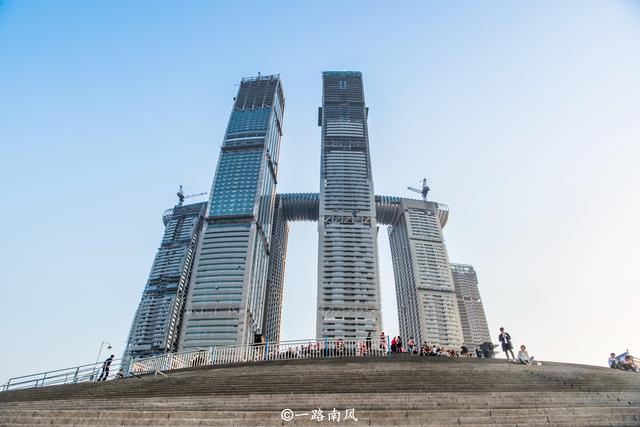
[1,355,639,426]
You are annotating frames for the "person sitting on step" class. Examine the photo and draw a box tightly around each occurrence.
[420,342,429,356]
[517,345,535,365]
[622,355,639,373]
[608,353,620,369]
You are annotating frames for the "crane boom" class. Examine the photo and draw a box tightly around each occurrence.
[184,192,207,199]
[407,178,430,201]
[176,185,208,206]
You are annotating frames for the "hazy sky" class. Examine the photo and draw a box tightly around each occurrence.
[1,1,639,383]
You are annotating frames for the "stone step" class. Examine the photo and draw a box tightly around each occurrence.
[2,357,638,426]
[1,422,636,427]
[524,424,640,427]
[1,412,639,426]
[3,396,637,410]
[2,392,638,410]
[11,403,637,412]
[2,405,640,420]
[5,379,635,400]
[3,370,637,400]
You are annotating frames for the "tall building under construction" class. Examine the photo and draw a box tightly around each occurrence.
[124,201,206,360]
[451,263,492,349]
[388,199,464,348]
[316,71,382,339]
[178,74,285,350]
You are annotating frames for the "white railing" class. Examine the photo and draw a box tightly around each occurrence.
[129,348,213,374]
[2,337,390,392]
[129,337,389,375]
[1,357,125,392]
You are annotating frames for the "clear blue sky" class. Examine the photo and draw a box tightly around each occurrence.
[1,1,639,383]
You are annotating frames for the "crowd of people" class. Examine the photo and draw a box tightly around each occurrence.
[118,326,635,380]
[379,332,481,358]
[383,328,639,373]
[608,352,639,373]
[385,336,490,358]
[265,327,537,363]
[381,326,538,364]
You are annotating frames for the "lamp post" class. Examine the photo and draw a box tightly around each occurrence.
[92,341,112,380]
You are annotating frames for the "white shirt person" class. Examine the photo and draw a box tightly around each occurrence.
[517,345,534,365]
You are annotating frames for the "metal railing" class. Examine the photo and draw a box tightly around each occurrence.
[17,337,633,393]
[2,357,125,392]
[129,347,213,374]
[130,337,389,375]
[2,337,391,392]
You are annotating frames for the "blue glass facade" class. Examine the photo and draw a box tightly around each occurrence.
[179,75,285,349]
[208,150,262,217]
[226,108,270,135]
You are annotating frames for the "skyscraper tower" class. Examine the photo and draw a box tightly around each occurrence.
[316,71,382,339]
[125,71,483,353]
[124,200,206,361]
[451,264,491,348]
[388,199,464,348]
[261,194,290,343]
[178,75,285,350]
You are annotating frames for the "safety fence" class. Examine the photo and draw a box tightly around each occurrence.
[1,358,125,392]
[2,337,391,392]
[130,337,389,375]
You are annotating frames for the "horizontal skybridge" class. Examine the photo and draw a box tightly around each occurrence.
[278,193,449,226]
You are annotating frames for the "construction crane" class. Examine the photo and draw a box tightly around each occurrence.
[177,185,207,206]
[407,178,430,201]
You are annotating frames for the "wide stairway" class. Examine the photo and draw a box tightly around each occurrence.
[1,355,639,426]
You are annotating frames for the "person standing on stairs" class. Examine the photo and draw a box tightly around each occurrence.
[498,327,516,361]
[97,354,114,381]
[407,337,415,354]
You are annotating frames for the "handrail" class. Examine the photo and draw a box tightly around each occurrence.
[128,337,390,376]
[2,356,125,392]
[4,360,108,382]
[2,336,394,393]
